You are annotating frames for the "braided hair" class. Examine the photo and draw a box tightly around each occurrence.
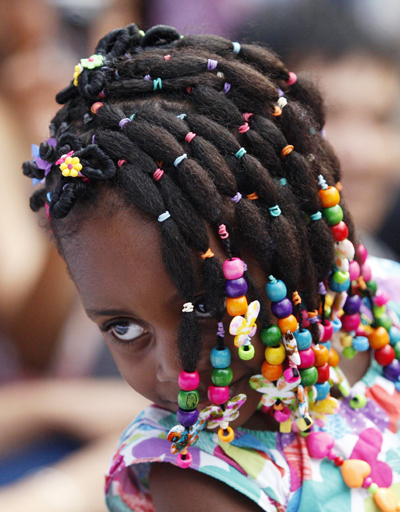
[22,23,357,373]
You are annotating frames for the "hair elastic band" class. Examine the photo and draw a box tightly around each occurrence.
[174,154,188,167]
[217,72,224,79]
[218,224,229,239]
[287,72,297,86]
[247,192,258,200]
[217,322,225,337]
[177,114,187,120]
[117,159,126,167]
[119,118,131,128]
[318,281,327,295]
[336,181,343,192]
[242,112,253,122]
[231,192,242,203]
[310,212,322,221]
[153,78,162,90]
[47,192,52,203]
[185,132,196,143]
[153,169,164,181]
[269,205,281,217]
[91,102,103,114]
[182,302,194,313]
[91,135,96,144]
[114,70,120,79]
[144,74,151,81]
[232,42,241,54]
[130,114,135,121]
[279,178,287,186]
[207,59,218,70]
[307,310,319,324]
[292,291,301,306]
[318,175,328,190]
[272,106,282,117]
[223,83,231,94]
[278,97,288,109]
[201,248,215,260]
[281,145,294,158]
[238,122,250,134]
[158,211,171,223]
[164,54,171,61]
[139,30,145,37]
[235,147,247,159]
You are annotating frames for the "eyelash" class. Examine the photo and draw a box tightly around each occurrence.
[102,320,147,345]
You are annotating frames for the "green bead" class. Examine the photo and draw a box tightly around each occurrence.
[238,344,255,360]
[368,483,379,495]
[260,325,282,346]
[349,394,367,409]
[333,270,350,284]
[323,205,343,226]
[366,279,378,295]
[211,367,233,386]
[177,390,199,411]
[394,341,400,361]
[300,367,318,387]
[376,313,392,331]
[343,346,357,359]
[373,305,386,318]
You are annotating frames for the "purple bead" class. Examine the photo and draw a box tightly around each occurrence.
[383,359,400,383]
[343,295,362,315]
[271,298,293,319]
[177,407,199,427]
[225,277,248,298]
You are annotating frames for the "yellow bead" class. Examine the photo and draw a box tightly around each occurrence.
[341,459,371,488]
[341,334,353,347]
[265,343,286,365]
[373,488,400,512]
[296,414,313,431]
[279,419,292,433]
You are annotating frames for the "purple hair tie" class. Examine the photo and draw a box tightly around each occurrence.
[231,192,242,204]
[278,88,284,97]
[308,316,319,324]
[119,118,131,129]
[207,59,218,70]
[217,322,225,337]
[223,82,231,94]
[91,134,96,144]
[242,261,248,272]
[318,282,327,295]
[144,74,151,81]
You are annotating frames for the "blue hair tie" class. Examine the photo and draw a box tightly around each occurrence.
[235,147,247,159]
[232,42,241,54]
[174,154,188,167]
[47,192,52,203]
[269,205,281,217]
[158,211,171,223]
[153,78,162,90]
[129,114,135,121]
[310,212,322,221]
[279,178,287,186]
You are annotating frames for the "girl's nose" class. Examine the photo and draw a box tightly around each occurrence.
[155,332,181,383]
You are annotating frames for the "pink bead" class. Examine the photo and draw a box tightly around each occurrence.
[207,385,229,405]
[362,262,372,282]
[341,313,361,332]
[178,371,200,391]
[356,327,366,337]
[321,320,334,342]
[357,244,368,264]
[306,431,335,459]
[349,260,361,281]
[176,451,193,469]
[222,257,244,280]
[362,477,373,489]
[283,367,301,383]
[375,291,390,307]
[298,347,315,369]
[302,309,310,328]
[274,405,291,423]
[327,449,337,461]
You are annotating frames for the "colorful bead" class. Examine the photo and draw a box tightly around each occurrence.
[332,318,342,332]
[261,325,282,346]
[349,260,361,280]
[352,336,369,352]
[349,394,367,409]
[376,314,392,331]
[312,344,329,366]
[298,347,315,369]
[329,275,350,293]
[331,221,349,242]
[334,456,344,467]
[375,344,395,366]
[390,326,400,345]
[343,346,357,359]
[362,262,372,282]
[225,277,248,298]
[321,320,334,342]
[323,205,344,225]
[178,370,200,391]
[238,344,255,360]
[271,298,293,318]
[343,295,362,315]
[317,363,330,383]
[294,329,312,350]
[366,279,378,295]
[210,347,231,368]
[177,390,199,410]
[332,270,350,284]
[319,186,340,208]
[328,348,340,367]
[341,459,371,488]
[368,327,390,350]
[300,367,318,386]
[373,487,400,512]
[394,342,400,361]
[336,239,355,260]
[277,314,298,333]
[177,408,199,427]
[226,296,248,316]
[341,313,361,332]
[265,343,286,365]
[356,243,368,264]
[222,257,244,280]
[315,381,330,400]
[176,451,193,468]
[306,431,335,459]
[261,361,283,381]
[207,385,229,405]
[218,426,234,443]
[266,278,287,302]
[383,359,400,383]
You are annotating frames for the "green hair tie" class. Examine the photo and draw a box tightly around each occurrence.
[279,178,287,186]
[269,205,281,217]
[310,212,322,221]
[153,78,162,91]
[235,147,247,159]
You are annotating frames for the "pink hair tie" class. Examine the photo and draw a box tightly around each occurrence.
[218,224,229,239]
[242,112,253,122]
[287,72,297,86]
[185,132,196,143]
[117,159,127,167]
[238,122,250,134]
[153,168,164,181]
[164,54,171,61]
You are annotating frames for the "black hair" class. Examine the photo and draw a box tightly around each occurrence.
[22,24,357,372]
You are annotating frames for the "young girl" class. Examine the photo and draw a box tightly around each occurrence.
[22,24,400,512]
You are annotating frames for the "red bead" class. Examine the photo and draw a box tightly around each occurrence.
[334,456,344,466]
[331,221,349,242]
[317,363,330,383]
[375,344,395,367]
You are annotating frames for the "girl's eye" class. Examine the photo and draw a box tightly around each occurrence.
[110,321,145,341]
[194,297,212,318]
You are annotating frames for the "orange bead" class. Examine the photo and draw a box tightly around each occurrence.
[261,361,283,381]
[368,326,390,350]
[218,426,235,443]
[277,314,298,333]
[226,296,248,316]
[319,186,340,208]
[341,459,371,488]
[312,344,330,367]
[328,347,340,367]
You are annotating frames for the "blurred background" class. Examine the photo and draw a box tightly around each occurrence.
[0,0,399,510]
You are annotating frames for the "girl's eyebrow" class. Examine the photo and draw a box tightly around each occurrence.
[86,308,138,318]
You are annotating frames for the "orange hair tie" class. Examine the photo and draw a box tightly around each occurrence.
[307,310,318,318]
[292,291,301,306]
[357,276,367,290]
[247,192,259,200]
[201,248,215,260]
[335,181,343,192]
[272,105,282,117]
[281,145,294,158]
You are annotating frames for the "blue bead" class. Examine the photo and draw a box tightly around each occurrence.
[320,340,331,351]
[389,326,400,346]
[332,317,342,333]
[315,381,330,401]
[210,347,231,369]
[329,275,350,293]
[294,329,312,351]
[352,336,369,352]
[266,279,287,302]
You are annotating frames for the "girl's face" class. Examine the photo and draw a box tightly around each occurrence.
[63,191,267,429]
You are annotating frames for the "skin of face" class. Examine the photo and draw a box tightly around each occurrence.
[61,190,269,430]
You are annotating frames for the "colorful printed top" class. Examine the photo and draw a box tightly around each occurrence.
[105,258,400,512]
